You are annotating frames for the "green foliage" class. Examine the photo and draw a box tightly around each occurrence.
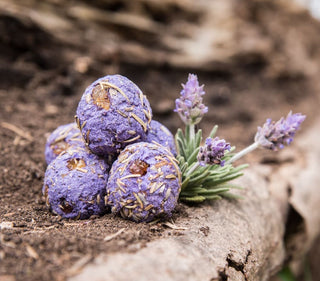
[278,267,297,281]
[278,261,313,281]
[175,124,248,203]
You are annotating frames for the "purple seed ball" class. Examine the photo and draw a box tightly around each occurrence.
[146,120,177,156]
[43,147,110,219]
[45,123,85,165]
[76,75,152,157]
[107,142,181,222]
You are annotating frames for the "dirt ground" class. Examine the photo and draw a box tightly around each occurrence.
[0,0,320,280]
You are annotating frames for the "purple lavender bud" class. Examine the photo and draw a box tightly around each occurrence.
[76,75,152,157]
[197,137,231,167]
[254,111,306,151]
[174,74,208,125]
[146,120,177,156]
[43,147,110,219]
[45,123,85,165]
[106,142,181,222]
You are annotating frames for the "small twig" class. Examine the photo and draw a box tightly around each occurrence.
[23,225,56,234]
[148,219,161,225]
[26,244,39,259]
[163,221,188,230]
[1,122,34,141]
[3,212,16,217]
[103,228,126,242]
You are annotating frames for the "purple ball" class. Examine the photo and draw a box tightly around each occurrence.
[45,123,85,165]
[76,75,152,157]
[106,142,181,222]
[146,120,177,156]
[43,147,110,219]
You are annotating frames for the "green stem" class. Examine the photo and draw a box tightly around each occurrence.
[225,142,259,164]
[186,162,200,176]
[189,124,195,142]
[186,162,199,177]
[186,162,212,180]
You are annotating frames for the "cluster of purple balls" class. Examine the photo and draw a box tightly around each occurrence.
[43,74,181,222]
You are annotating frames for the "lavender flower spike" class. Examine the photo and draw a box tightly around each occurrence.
[198,137,231,167]
[174,74,208,125]
[254,111,306,151]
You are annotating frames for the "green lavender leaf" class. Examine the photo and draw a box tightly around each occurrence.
[175,120,248,202]
[208,125,218,138]
[180,162,189,174]
[204,195,222,200]
[220,192,244,200]
[187,147,200,166]
[181,176,191,190]
[197,187,230,195]
[180,195,206,203]
[195,129,202,148]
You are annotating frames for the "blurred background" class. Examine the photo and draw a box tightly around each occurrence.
[0,0,319,280]
[1,0,320,143]
[295,0,320,18]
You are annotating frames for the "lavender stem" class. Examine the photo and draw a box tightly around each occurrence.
[225,142,259,164]
[189,124,195,142]
[186,162,200,176]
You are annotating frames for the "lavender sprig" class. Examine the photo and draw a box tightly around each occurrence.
[175,74,305,203]
[174,74,208,126]
[226,111,306,164]
[175,74,247,203]
[176,126,247,202]
[255,111,306,150]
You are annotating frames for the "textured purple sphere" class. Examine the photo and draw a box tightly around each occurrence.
[43,147,110,219]
[107,142,181,222]
[76,75,152,156]
[45,123,85,165]
[146,120,177,156]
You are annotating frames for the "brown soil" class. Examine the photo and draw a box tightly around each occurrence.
[0,1,320,280]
